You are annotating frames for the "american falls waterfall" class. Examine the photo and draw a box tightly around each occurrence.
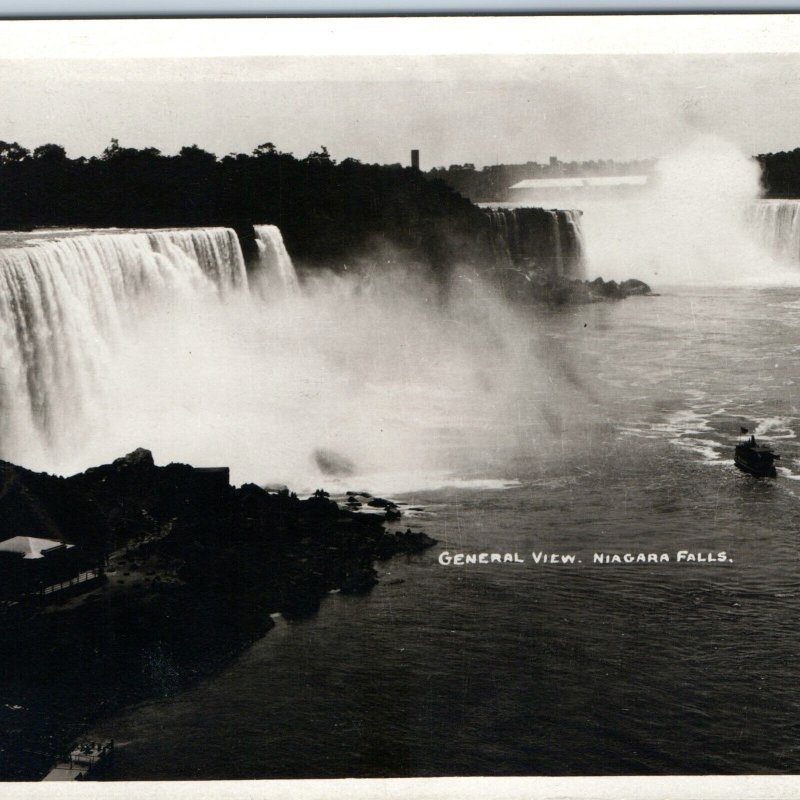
[0,228,250,473]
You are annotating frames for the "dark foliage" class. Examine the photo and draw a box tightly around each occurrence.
[758,148,800,197]
[0,140,498,270]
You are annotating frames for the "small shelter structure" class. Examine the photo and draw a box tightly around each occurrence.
[0,536,99,603]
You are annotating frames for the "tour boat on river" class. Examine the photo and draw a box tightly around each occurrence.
[734,430,780,478]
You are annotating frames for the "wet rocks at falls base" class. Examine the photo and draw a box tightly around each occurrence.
[548,275,654,305]
[499,268,654,306]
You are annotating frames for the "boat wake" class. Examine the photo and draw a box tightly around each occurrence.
[621,403,800,477]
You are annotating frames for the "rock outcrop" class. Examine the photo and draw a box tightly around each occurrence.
[497,268,653,306]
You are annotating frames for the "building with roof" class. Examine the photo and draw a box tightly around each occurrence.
[0,536,100,603]
[0,536,74,560]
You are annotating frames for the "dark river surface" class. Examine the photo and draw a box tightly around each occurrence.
[91,287,800,777]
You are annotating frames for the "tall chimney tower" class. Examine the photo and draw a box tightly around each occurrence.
[411,149,420,170]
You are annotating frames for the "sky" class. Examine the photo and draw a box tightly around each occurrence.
[1,18,800,168]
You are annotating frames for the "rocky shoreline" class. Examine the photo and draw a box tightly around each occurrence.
[494,265,654,306]
[0,450,435,780]
[537,275,654,305]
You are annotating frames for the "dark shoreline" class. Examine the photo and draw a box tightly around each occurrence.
[0,449,435,781]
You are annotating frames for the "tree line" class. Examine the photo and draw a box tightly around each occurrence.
[758,149,800,198]
[0,139,496,269]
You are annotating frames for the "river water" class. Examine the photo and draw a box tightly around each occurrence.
[88,286,800,777]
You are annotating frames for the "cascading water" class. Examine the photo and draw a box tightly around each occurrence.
[0,218,587,492]
[560,210,586,278]
[7,182,799,494]
[484,206,517,264]
[483,206,586,279]
[551,212,564,277]
[251,225,300,295]
[750,200,800,264]
[0,228,247,468]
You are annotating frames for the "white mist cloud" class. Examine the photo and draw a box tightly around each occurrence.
[580,135,798,287]
[49,266,577,492]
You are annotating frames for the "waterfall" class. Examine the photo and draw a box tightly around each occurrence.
[750,200,800,263]
[483,206,586,279]
[561,210,586,279]
[0,217,594,493]
[551,212,564,277]
[251,225,299,295]
[484,207,516,263]
[0,227,248,467]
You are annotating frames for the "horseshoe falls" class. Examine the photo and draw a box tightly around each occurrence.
[751,199,800,264]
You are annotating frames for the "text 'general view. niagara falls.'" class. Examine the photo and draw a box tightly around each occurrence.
[2,17,800,787]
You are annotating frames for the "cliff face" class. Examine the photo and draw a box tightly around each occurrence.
[0,450,435,780]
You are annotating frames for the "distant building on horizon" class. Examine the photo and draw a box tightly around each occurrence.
[411,149,420,170]
[427,155,656,204]
[508,174,649,203]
